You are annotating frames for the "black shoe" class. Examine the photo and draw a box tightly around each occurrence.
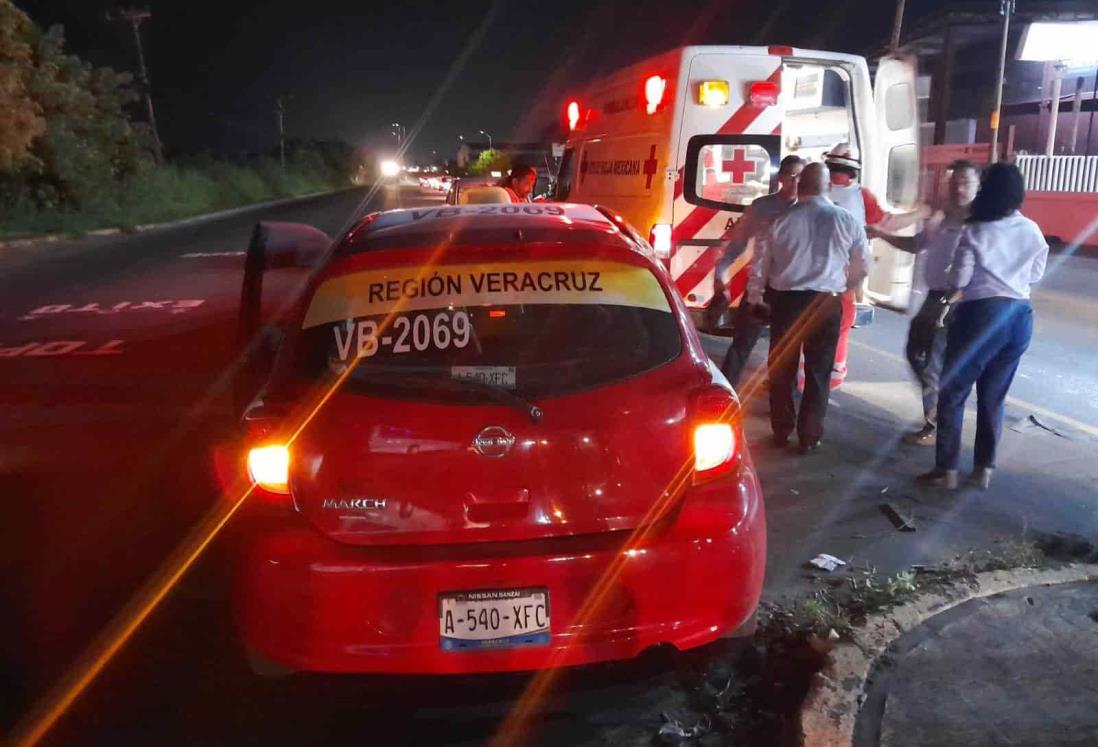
[771,434,790,449]
[903,424,936,446]
[916,469,958,490]
[797,439,822,455]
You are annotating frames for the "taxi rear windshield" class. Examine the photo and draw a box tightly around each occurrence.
[294,260,681,400]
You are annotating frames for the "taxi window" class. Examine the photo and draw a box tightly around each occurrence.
[684,135,780,213]
[294,259,681,400]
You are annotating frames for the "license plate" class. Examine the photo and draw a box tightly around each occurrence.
[450,366,517,389]
[439,588,550,651]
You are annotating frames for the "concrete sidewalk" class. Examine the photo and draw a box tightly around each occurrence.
[854,580,1098,747]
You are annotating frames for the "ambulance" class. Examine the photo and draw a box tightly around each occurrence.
[554,45,921,322]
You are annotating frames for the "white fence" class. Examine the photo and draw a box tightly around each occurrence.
[1015,155,1098,193]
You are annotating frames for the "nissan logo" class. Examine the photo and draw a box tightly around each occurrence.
[473,426,516,458]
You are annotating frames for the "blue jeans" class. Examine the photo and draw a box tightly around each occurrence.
[935,298,1033,471]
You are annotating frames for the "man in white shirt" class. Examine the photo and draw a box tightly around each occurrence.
[749,162,873,454]
[711,155,805,387]
[869,160,980,445]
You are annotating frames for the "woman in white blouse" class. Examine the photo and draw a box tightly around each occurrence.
[918,163,1049,490]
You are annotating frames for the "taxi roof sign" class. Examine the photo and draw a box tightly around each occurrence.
[362,203,613,233]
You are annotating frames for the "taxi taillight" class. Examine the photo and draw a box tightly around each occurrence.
[691,386,739,481]
[247,444,290,495]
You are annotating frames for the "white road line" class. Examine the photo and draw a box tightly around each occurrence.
[850,338,1098,439]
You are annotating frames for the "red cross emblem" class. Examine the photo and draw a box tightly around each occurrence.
[643,145,658,189]
[722,148,756,185]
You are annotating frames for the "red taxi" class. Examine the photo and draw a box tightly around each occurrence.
[230,203,766,674]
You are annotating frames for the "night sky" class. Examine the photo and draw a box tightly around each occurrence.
[13,0,1025,160]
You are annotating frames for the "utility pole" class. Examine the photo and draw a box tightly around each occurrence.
[391,122,406,148]
[276,97,286,169]
[890,0,907,51]
[479,129,493,149]
[1044,64,1066,156]
[989,0,1015,163]
[113,7,163,163]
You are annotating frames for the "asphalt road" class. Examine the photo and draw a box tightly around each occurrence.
[2,186,1096,746]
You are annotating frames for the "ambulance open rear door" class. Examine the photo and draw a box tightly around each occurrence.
[865,55,921,312]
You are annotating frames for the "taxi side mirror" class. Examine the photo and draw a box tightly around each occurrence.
[250,221,332,270]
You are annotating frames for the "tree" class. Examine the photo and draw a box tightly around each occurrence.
[0,0,45,172]
[21,22,152,209]
[468,148,510,176]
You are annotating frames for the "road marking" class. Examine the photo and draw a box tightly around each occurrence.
[20,300,205,320]
[850,339,1098,438]
[180,251,245,258]
[0,340,125,358]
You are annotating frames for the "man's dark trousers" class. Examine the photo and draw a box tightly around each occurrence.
[767,289,844,445]
[720,303,765,388]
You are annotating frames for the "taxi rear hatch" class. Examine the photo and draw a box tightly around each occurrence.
[262,236,721,546]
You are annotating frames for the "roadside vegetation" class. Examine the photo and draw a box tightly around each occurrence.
[0,0,358,236]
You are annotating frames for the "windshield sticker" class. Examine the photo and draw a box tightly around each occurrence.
[302,260,670,329]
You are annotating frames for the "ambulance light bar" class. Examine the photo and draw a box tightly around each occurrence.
[644,75,667,115]
[698,80,730,107]
[749,81,779,107]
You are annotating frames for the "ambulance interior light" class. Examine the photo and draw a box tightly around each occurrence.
[698,80,730,107]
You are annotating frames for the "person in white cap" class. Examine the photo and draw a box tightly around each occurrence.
[822,143,928,390]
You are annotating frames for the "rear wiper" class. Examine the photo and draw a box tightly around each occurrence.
[354,368,543,424]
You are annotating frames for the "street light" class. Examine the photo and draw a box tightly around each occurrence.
[479,130,493,149]
[391,122,406,146]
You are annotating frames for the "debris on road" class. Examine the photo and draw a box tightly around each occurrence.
[1009,414,1069,439]
[808,554,847,572]
[658,712,710,741]
[880,502,917,532]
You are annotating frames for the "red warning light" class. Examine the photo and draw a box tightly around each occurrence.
[489,309,507,319]
[644,75,667,115]
[566,100,581,131]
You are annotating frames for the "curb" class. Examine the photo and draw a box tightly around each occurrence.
[798,562,1098,747]
[0,188,350,250]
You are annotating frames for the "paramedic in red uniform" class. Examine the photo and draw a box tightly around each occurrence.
[499,164,537,203]
[712,155,805,387]
[823,143,926,389]
[748,162,872,454]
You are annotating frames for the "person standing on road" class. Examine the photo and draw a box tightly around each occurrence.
[499,165,537,203]
[748,162,873,454]
[711,155,806,388]
[918,163,1049,490]
[869,160,980,445]
[824,143,928,389]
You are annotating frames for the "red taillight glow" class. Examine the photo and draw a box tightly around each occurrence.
[489,309,507,318]
[247,445,290,494]
[566,100,581,131]
[694,424,736,472]
[649,223,672,258]
[644,75,667,114]
[749,81,780,107]
[691,386,739,477]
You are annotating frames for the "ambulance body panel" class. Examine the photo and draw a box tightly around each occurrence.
[557,45,920,314]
